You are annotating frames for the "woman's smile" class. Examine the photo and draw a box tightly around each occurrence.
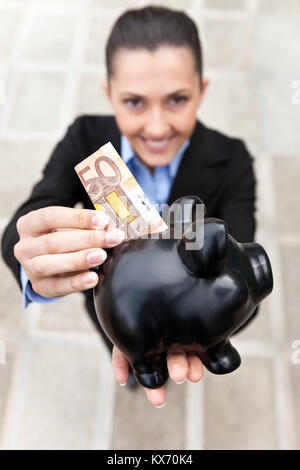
[138,134,176,154]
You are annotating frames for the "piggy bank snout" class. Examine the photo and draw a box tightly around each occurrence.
[243,243,273,303]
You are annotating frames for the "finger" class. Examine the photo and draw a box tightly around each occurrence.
[31,269,100,297]
[30,247,108,278]
[167,353,189,384]
[144,386,166,408]
[186,353,204,383]
[112,346,129,386]
[21,226,125,259]
[17,207,110,237]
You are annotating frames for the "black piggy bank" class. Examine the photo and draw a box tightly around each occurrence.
[93,196,273,389]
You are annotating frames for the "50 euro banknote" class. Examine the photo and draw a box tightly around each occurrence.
[74,142,168,241]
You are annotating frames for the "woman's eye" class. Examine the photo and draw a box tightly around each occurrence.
[124,98,143,109]
[169,96,188,106]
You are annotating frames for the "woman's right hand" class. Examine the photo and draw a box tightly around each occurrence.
[14,206,125,298]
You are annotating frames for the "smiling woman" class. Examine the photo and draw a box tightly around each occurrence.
[2,5,257,409]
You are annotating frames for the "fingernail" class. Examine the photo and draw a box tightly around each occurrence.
[155,402,166,409]
[105,228,125,246]
[175,378,186,384]
[83,272,98,286]
[119,382,127,387]
[86,250,107,265]
[172,364,186,383]
[92,212,109,228]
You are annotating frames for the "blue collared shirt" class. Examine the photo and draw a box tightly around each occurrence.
[20,135,189,309]
[121,135,189,208]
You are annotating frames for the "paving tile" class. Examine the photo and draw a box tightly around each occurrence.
[0,0,26,3]
[290,363,300,449]
[256,76,300,156]
[111,380,186,450]
[203,358,278,449]
[22,11,77,62]
[0,139,54,189]
[280,246,300,347]
[90,0,147,6]
[258,0,300,14]
[6,71,66,133]
[199,74,259,145]
[0,218,26,332]
[0,185,34,219]
[37,0,82,4]
[74,73,113,116]
[84,9,124,66]
[273,157,300,235]
[0,8,24,61]
[0,139,55,217]
[0,338,17,446]
[0,231,23,330]
[91,0,191,8]
[232,298,271,342]
[15,342,102,450]
[202,18,254,71]
[140,0,190,8]
[254,16,300,79]
[37,292,96,334]
[0,64,9,107]
[204,0,246,8]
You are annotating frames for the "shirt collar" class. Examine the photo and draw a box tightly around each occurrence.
[121,134,135,165]
[120,135,189,176]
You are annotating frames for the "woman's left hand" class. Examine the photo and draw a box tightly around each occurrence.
[112,345,204,407]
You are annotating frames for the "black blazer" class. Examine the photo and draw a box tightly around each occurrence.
[1,115,256,336]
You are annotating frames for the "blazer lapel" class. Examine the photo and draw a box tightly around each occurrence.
[167,120,228,216]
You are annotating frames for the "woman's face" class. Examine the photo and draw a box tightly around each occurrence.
[103,46,208,170]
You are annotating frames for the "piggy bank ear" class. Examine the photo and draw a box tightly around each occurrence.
[177,218,228,276]
[165,196,206,231]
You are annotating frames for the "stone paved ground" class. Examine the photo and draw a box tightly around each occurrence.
[0,0,300,450]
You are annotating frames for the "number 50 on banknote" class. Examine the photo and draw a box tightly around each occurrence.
[74,142,168,241]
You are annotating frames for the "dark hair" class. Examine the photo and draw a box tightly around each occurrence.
[105,6,203,89]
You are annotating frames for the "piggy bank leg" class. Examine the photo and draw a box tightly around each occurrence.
[131,355,169,389]
[201,339,241,374]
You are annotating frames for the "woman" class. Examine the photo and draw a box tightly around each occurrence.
[1,6,256,407]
